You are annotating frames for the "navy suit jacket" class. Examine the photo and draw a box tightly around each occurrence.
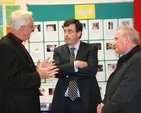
[51,42,101,113]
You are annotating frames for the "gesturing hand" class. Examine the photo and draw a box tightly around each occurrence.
[36,57,59,79]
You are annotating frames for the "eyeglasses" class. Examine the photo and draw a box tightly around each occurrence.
[24,25,37,29]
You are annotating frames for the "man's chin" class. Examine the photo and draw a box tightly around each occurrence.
[114,49,118,53]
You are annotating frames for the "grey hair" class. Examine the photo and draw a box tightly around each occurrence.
[117,25,140,45]
[10,10,32,31]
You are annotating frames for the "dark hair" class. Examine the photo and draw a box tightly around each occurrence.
[63,18,83,33]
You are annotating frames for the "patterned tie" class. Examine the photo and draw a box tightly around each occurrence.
[68,47,78,101]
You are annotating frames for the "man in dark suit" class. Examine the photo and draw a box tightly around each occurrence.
[97,26,141,113]
[51,18,101,113]
[0,10,58,113]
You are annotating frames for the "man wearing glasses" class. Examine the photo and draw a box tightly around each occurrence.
[0,10,59,113]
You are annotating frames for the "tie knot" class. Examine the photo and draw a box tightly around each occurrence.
[70,47,75,52]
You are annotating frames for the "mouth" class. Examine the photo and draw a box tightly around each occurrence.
[64,38,69,41]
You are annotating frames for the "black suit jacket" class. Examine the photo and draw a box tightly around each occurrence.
[102,46,141,113]
[51,42,101,113]
[0,33,41,113]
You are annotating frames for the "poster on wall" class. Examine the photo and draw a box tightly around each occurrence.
[104,40,119,60]
[88,19,103,40]
[40,83,57,111]
[44,21,58,41]
[40,82,57,103]
[44,42,58,59]
[29,43,44,62]
[96,61,106,82]
[75,4,95,19]
[118,18,133,27]
[79,20,88,40]
[58,21,65,41]
[29,22,43,42]
[89,40,104,60]
[0,0,15,4]
[104,19,117,39]
[105,60,117,80]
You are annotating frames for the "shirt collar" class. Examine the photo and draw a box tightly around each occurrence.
[10,33,23,44]
[68,41,80,51]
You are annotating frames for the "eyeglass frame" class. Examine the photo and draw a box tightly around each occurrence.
[24,25,37,29]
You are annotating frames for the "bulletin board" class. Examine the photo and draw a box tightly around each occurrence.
[27,2,133,103]
[27,2,133,21]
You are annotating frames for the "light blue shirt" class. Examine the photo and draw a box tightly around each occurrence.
[65,41,80,97]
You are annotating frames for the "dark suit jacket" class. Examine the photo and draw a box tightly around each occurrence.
[0,33,41,113]
[51,42,101,113]
[102,45,141,113]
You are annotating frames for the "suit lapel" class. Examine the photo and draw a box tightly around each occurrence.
[62,44,70,62]
[76,42,86,60]
[7,33,35,71]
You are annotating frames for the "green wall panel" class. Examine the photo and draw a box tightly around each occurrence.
[28,2,133,21]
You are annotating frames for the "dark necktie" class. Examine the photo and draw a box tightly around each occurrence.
[68,47,78,101]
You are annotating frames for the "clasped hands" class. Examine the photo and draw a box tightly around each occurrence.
[36,57,59,79]
[97,103,104,113]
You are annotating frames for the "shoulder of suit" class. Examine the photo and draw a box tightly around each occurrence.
[80,41,96,47]
[55,43,67,50]
[0,33,12,44]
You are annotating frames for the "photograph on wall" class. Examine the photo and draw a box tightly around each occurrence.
[47,44,57,52]
[88,19,103,40]
[44,21,58,41]
[104,19,118,39]
[47,83,56,103]
[40,85,47,99]
[29,42,44,63]
[40,82,57,103]
[29,22,43,42]
[58,21,65,41]
[96,61,106,82]
[39,84,52,111]
[105,61,117,80]
[79,20,88,40]
[44,42,58,59]
[118,18,133,27]
[49,88,55,95]
[89,40,104,60]
[104,40,119,60]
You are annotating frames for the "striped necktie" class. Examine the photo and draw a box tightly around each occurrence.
[68,47,78,101]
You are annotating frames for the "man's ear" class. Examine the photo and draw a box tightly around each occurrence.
[124,36,130,45]
[20,26,25,33]
[77,31,82,38]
